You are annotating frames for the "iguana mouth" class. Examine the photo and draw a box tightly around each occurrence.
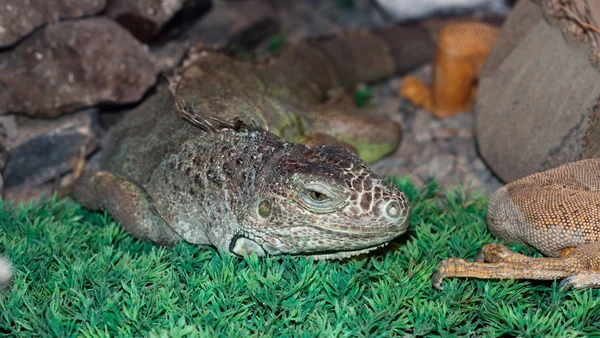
[312,221,409,235]
[233,233,399,260]
[305,242,391,260]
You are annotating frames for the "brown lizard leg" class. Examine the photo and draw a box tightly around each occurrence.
[474,243,532,264]
[433,242,600,290]
[433,258,570,290]
[72,170,182,245]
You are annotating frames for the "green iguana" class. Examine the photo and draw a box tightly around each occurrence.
[69,22,464,259]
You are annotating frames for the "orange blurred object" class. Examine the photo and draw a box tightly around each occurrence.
[399,21,499,118]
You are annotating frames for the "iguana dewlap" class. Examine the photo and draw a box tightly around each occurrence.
[433,159,600,289]
[399,21,499,118]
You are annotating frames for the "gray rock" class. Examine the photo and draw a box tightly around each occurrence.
[179,0,278,46]
[428,154,455,181]
[151,0,388,74]
[0,116,13,169]
[0,116,13,194]
[0,18,158,117]
[0,0,106,47]
[106,0,210,42]
[3,110,99,189]
[150,0,278,73]
[3,180,58,206]
[475,0,600,182]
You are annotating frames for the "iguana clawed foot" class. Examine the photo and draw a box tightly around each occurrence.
[433,242,600,290]
[474,243,530,264]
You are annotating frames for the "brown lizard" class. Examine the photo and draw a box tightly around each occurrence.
[433,159,600,289]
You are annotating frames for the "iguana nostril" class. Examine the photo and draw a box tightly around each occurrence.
[385,201,401,219]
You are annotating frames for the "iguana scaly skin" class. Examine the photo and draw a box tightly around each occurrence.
[433,159,600,289]
[70,23,463,259]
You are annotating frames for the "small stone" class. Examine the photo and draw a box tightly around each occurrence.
[428,154,455,181]
[412,163,431,181]
[459,171,485,192]
[0,18,158,117]
[454,155,469,171]
[413,111,434,143]
[371,157,408,177]
[434,127,458,139]
[457,127,473,139]
[376,98,402,120]
[3,180,58,206]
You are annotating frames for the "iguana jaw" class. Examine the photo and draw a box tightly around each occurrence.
[307,242,391,260]
[230,235,395,260]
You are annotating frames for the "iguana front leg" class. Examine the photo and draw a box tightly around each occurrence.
[72,170,182,245]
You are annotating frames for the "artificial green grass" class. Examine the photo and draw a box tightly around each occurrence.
[1,178,599,337]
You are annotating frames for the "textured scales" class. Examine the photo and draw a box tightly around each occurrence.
[69,22,465,259]
[73,92,411,259]
[433,159,600,289]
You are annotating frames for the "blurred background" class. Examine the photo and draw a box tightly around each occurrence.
[0,0,518,204]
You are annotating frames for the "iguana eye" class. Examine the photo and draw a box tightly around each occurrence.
[295,180,345,213]
[308,190,328,201]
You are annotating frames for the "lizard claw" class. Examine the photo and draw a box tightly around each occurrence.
[558,272,600,290]
[558,276,575,290]
[474,247,485,262]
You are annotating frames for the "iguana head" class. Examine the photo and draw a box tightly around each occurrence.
[233,141,411,259]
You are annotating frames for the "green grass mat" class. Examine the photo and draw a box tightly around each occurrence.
[1,178,599,337]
